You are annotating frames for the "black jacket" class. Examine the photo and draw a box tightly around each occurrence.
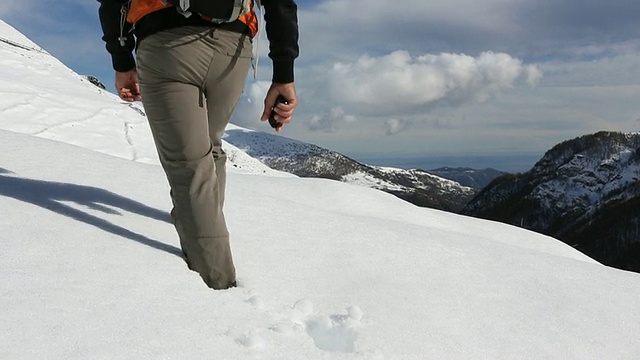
[97,0,299,83]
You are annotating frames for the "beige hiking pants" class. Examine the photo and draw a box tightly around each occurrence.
[136,26,252,289]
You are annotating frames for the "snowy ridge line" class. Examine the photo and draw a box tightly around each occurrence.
[0,36,47,54]
[3,130,640,360]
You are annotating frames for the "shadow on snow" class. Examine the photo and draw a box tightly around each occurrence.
[0,168,181,258]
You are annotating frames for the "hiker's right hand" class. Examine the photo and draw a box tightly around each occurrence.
[116,70,142,102]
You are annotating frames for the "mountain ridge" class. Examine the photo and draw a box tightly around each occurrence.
[224,126,477,211]
[428,166,505,188]
[462,131,640,271]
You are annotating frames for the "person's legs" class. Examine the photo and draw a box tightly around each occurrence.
[135,26,249,289]
[203,29,253,208]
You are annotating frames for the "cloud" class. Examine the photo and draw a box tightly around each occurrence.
[538,51,640,87]
[5,0,639,159]
[298,0,640,64]
[308,107,356,133]
[510,0,640,38]
[385,119,411,136]
[524,65,543,85]
[324,50,541,116]
[230,81,271,128]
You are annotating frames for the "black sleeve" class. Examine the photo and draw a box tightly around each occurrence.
[97,0,136,72]
[261,0,299,83]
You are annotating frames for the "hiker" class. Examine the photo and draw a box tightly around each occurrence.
[97,0,299,289]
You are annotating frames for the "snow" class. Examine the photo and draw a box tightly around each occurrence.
[0,20,281,176]
[0,21,42,51]
[341,170,406,191]
[375,165,475,193]
[530,139,640,213]
[223,123,322,158]
[2,19,640,359]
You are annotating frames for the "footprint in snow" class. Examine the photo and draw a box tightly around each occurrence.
[236,290,365,354]
[226,327,264,348]
[244,288,264,309]
[290,299,364,353]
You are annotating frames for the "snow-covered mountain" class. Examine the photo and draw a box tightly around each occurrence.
[3,19,640,359]
[463,131,640,272]
[0,20,285,176]
[224,127,476,211]
[429,166,506,188]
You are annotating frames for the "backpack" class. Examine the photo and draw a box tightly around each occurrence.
[164,0,252,23]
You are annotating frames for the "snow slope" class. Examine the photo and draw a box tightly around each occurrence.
[2,19,640,360]
[3,130,640,359]
[0,20,282,176]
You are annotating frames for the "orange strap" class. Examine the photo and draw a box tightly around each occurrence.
[126,0,258,37]
[239,1,258,37]
[126,0,172,25]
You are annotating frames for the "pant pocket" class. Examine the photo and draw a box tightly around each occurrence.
[216,29,253,58]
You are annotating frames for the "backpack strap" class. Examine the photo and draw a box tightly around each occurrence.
[228,0,246,21]
[173,0,250,23]
[252,0,263,79]
[174,0,193,18]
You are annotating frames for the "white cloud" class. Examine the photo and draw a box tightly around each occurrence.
[308,107,356,133]
[325,50,541,116]
[524,64,543,85]
[230,81,271,128]
[385,119,411,136]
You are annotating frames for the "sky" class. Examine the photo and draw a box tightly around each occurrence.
[1,0,640,170]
